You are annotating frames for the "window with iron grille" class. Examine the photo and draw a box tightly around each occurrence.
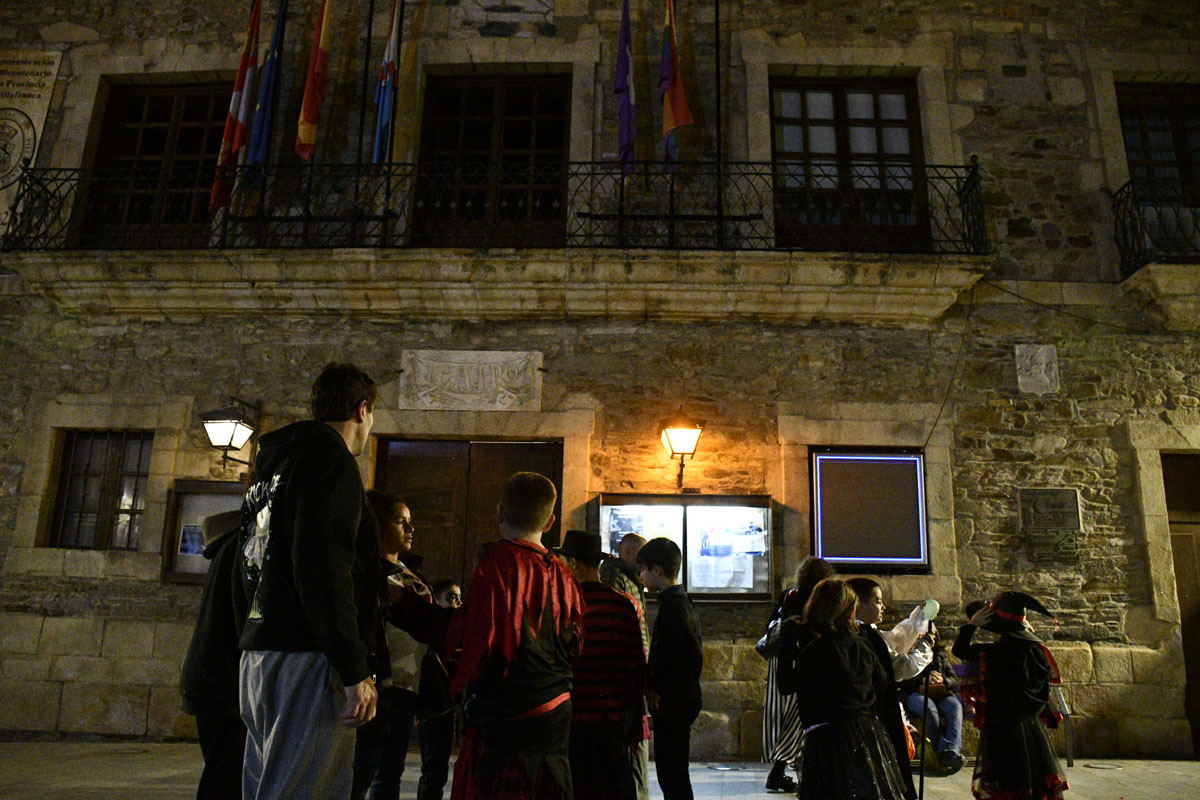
[1115,84,1200,261]
[77,83,230,248]
[1117,84,1200,202]
[770,78,929,252]
[413,75,571,247]
[49,430,154,550]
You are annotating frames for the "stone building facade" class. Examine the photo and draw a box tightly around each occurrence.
[1,0,1199,760]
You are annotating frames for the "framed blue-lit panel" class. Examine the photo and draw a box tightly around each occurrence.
[811,450,928,570]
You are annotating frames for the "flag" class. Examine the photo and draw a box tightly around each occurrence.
[295,0,333,159]
[373,0,401,165]
[616,0,636,174]
[659,0,693,164]
[245,0,288,168]
[209,0,262,218]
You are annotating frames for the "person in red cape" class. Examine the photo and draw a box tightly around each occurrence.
[444,472,584,800]
[952,590,1069,800]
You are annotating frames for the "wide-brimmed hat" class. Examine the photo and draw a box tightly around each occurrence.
[556,529,603,561]
[983,590,1056,642]
[201,508,242,548]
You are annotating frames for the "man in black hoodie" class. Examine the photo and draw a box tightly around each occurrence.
[238,363,380,800]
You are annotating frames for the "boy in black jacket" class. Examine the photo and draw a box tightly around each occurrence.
[637,538,703,800]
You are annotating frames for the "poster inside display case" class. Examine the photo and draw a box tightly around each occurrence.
[596,494,771,598]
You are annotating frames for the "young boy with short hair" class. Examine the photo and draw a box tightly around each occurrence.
[636,538,703,800]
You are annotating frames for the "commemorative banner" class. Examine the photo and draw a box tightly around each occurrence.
[0,51,61,230]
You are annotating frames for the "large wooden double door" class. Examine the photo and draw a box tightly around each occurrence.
[373,439,564,590]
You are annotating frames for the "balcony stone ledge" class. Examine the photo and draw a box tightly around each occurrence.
[1121,261,1200,332]
[5,248,994,327]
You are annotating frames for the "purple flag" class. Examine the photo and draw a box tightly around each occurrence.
[616,0,635,174]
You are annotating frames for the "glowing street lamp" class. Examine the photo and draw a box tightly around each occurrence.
[199,397,261,468]
[659,408,705,490]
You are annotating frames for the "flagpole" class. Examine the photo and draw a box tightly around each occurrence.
[356,0,378,167]
[714,0,724,246]
[385,0,406,163]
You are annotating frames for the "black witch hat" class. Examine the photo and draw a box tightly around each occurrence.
[983,591,1056,642]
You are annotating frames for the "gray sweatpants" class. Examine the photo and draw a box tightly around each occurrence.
[240,650,356,800]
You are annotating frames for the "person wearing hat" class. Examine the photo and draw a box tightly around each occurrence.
[952,591,1070,800]
[179,508,249,800]
[557,531,647,800]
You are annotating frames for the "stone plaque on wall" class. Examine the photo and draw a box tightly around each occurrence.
[1014,344,1059,395]
[1019,487,1081,563]
[399,350,543,411]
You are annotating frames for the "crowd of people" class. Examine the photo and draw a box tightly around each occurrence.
[180,361,1070,800]
[761,557,1069,800]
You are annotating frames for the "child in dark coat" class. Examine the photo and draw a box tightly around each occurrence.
[952,591,1069,800]
[637,538,703,800]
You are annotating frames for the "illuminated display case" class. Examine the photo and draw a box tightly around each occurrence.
[592,493,772,599]
[810,448,930,571]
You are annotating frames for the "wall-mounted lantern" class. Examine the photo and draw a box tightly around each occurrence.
[200,397,261,469]
[658,408,705,490]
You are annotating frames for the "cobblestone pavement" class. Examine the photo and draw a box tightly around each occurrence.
[0,742,1195,799]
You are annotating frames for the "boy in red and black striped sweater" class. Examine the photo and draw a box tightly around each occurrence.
[557,530,647,800]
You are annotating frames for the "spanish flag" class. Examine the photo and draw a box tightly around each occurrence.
[659,0,693,163]
[209,0,261,218]
[295,0,332,160]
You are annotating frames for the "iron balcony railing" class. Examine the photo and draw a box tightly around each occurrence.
[4,158,987,255]
[1112,178,1200,277]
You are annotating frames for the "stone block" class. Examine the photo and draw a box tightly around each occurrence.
[103,619,159,659]
[62,549,106,578]
[6,547,65,575]
[1072,683,1184,718]
[700,680,764,712]
[39,21,100,42]
[0,680,62,732]
[1072,715,1118,758]
[1130,646,1186,686]
[154,622,194,661]
[1,655,52,680]
[1045,641,1091,683]
[58,683,149,735]
[147,685,191,738]
[689,710,736,760]
[702,641,736,680]
[1046,76,1087,107]
[1090,645,1132,683]
[732,646,769,683]
[740,708,764,760]
[38,616,104,656]
[112,657,179,687]
[1116,716,1193,759]
[50,655,114,683]
[956,78,986,103]
[0,613,44,655]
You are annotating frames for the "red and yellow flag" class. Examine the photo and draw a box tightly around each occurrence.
[659,0,693,161]
[295,0,332,159]
[209,0,261,218]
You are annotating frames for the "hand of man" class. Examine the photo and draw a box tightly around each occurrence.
[929,671,944,685]
[340,677,378,727]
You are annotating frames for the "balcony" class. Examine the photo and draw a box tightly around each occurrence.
[1113,179,1200,333]
[4,158,986,255]
[2,159,991,327]
[1112,178,1200,278]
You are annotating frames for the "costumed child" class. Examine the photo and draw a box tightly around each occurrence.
[951,591,1069,800]
[781,578,906,800]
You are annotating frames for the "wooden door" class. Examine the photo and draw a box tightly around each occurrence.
[374,439,564,590]
[1161,453,1200,758]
